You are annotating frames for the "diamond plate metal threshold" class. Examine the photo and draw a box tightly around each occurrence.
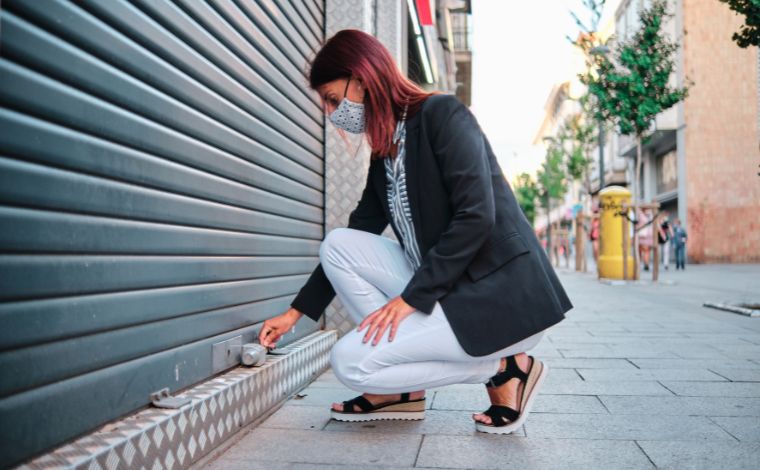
[18,330,337,470]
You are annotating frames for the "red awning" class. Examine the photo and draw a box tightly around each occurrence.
[416,0,433,25]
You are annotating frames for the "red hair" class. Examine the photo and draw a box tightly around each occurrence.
[308,29,437,159]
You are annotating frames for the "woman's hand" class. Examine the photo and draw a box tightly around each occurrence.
[357,296,417,346]
[259,308,303,348]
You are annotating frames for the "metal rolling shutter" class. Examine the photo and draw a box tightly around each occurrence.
[0,0,325,465]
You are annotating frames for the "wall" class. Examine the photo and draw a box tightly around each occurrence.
[682,0,760,262]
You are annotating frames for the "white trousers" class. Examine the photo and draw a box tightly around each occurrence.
[320,228,545,394]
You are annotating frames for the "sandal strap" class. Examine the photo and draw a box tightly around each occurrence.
[342,395,373,412]
[400,392,410,402]
[486,355,530,388]
[483,405,520,427]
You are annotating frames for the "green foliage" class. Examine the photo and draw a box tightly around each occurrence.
[558,104,596,182]
[580,0,689,138]
[513,173,539,225]
[719,0,760,48]
[537,146,568,209]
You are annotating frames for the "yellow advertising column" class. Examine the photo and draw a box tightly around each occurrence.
[597,186,635,279]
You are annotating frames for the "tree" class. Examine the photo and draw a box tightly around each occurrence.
[719,0,760,48]
[566,0,607,45]
[536,145,568,262]
[557,99,597,192]
[513,173,539,225]
[581,0,689,278]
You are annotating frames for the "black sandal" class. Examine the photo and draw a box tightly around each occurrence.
[475,355,548,434]
[330,392,426,422]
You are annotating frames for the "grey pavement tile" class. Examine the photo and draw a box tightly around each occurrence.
[526,345,563,358]
[710,416,760,441]
[631,358,757,369]
[590,331,689,338]
[218,428,422,467]
[524,413,734,441]
[416,435,653,469]
[542,379,673,396]
[709,367,760,382]
[599,395,760,417]
[259,405,331,430]
[432,391,608,414]
[661,381,760,397]
[637,441,760,470]
[740,336,760,345]
[205,460,421,469]
[577,368,726,382]
[558,346,680,359]
[715,345,760,360]
[543,358,639,369]
[323,409,525,436]
[672,347,733,359]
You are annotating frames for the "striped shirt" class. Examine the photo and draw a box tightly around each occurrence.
[384,116,422,269]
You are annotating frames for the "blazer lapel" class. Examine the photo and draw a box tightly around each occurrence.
[403,114,425,250]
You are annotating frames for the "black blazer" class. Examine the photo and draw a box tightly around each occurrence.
[292,94,571,356]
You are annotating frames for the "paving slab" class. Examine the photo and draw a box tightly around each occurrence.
[710,416,760,441]
[708,367,760,382]
[557,346,680,359]
[542,379,673,396]
[599,395,760,417]
[543,358,639,369]
[259,405,332,431]
[416,435,653,469]
[630,358,758,369]
[204,265,760,469]
[661,381,760,397]
[637,441,760,470]
[431,391,608,414]
[217,428,422,467]
[577,368,726,382]
[524,413,734,441]
[207,461,421,470]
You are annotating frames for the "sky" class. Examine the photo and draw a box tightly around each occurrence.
[470,0,620,181]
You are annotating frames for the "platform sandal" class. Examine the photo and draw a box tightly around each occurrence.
[475,355,548,434]
[330,392,426,422]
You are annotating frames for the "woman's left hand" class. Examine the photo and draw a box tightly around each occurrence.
[357,296,417,345]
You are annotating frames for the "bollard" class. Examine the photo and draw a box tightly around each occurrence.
[597,186,636,280]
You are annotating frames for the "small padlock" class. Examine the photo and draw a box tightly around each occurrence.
[240,343,267,366]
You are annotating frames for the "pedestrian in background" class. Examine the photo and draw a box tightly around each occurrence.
[657,211,674,270]
[258,29,571,435]
[637,208,654,271]
[589,208,600,263]
[672,218,688,270]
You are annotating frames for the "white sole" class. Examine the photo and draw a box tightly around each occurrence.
[475,362,549,434]
[330,410,425,422]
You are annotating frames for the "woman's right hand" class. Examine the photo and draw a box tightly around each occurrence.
[258,308,303,348]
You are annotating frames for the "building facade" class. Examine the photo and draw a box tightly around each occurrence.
[609,0,760,263]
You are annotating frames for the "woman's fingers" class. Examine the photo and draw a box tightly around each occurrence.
[372,312,394,345]
[388,317,401,342]
[363,309,388,343]
[357,308,379,332]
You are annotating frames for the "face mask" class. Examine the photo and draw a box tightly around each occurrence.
[329,77,365,134]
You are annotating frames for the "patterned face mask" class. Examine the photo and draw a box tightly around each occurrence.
[329,77,365,134]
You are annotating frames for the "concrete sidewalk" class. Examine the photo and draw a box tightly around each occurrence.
[201,264,760,469]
